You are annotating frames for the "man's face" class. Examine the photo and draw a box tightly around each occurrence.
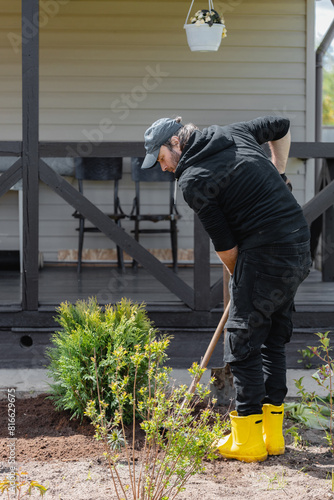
[157,137,182,173]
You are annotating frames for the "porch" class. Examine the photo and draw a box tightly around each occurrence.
[1,262,334,319]
[0,263,333,373]
[1,0,334,374]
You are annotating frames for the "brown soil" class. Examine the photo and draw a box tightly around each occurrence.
[1,394,334,499]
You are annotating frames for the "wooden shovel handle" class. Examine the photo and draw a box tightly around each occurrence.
[186,300,231,398]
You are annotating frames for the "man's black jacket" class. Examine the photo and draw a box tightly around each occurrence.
[175,116,308,251]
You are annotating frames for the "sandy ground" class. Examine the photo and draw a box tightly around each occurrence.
[1,395,334,499]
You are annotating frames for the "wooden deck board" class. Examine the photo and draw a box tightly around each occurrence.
[0,266,333,370]
[0,266,332,308]
[294,268,334,305]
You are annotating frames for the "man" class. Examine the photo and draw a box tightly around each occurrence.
[141,116,312,463]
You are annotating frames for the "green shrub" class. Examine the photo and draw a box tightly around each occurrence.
[46,297,162,423]
[85,348,227,500]
[289,331,334,452]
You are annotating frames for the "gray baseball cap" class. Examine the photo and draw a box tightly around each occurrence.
[141,117,183,169]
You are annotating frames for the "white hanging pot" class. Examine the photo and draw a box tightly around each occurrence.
[184,0,226,52]
[184,23,224,52]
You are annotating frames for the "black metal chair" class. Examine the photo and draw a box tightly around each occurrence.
[130,157,181,272]
[72,157,126,273]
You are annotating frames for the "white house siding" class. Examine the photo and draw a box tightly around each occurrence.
[0,0,314,263]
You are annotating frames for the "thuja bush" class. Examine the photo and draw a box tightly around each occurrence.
[46,297,160,423]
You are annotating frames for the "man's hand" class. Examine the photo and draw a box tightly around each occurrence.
[216,245,238,275]
[269,128,291,174]
[281,173,293,191]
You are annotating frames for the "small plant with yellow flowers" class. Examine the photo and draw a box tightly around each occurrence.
[0,471,47,499]
[85,337,228,500]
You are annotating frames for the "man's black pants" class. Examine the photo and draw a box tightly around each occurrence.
[224,229,312,416]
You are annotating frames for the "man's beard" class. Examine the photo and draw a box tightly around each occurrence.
[170,149,181,170]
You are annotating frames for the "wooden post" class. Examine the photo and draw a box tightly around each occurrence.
[322,159,334,282]
[209,263,235,406]
[223,266,230,309]
[194,214,211,311]
[22,0,39,310]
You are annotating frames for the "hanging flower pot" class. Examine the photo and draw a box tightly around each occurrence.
[185,23,225,52]
[184,0,227,52]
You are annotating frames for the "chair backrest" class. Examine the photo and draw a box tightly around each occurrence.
[131,157,175,183]
[75,158,123,213]
[131,157,177,216]
[75,158,123,181]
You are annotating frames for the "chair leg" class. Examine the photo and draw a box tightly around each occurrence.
[77,218,85,273]
[171,220,178,273]
[116,221,125,272]
[117,245,125,271]
[132,220,139,271]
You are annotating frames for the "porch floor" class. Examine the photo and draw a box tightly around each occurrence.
[0,265,333,370]
[0,264,333,310]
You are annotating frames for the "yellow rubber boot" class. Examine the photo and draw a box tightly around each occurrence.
[216,411,268,463]
[262,403,285,455]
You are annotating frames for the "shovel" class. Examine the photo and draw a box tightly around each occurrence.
[180,300,230,408]
[157,301,231,438]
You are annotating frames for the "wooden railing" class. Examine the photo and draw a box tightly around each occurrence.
[0,139,334,312]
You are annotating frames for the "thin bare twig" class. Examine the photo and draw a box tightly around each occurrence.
[132,366,138,499]
[92,352,129,500]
